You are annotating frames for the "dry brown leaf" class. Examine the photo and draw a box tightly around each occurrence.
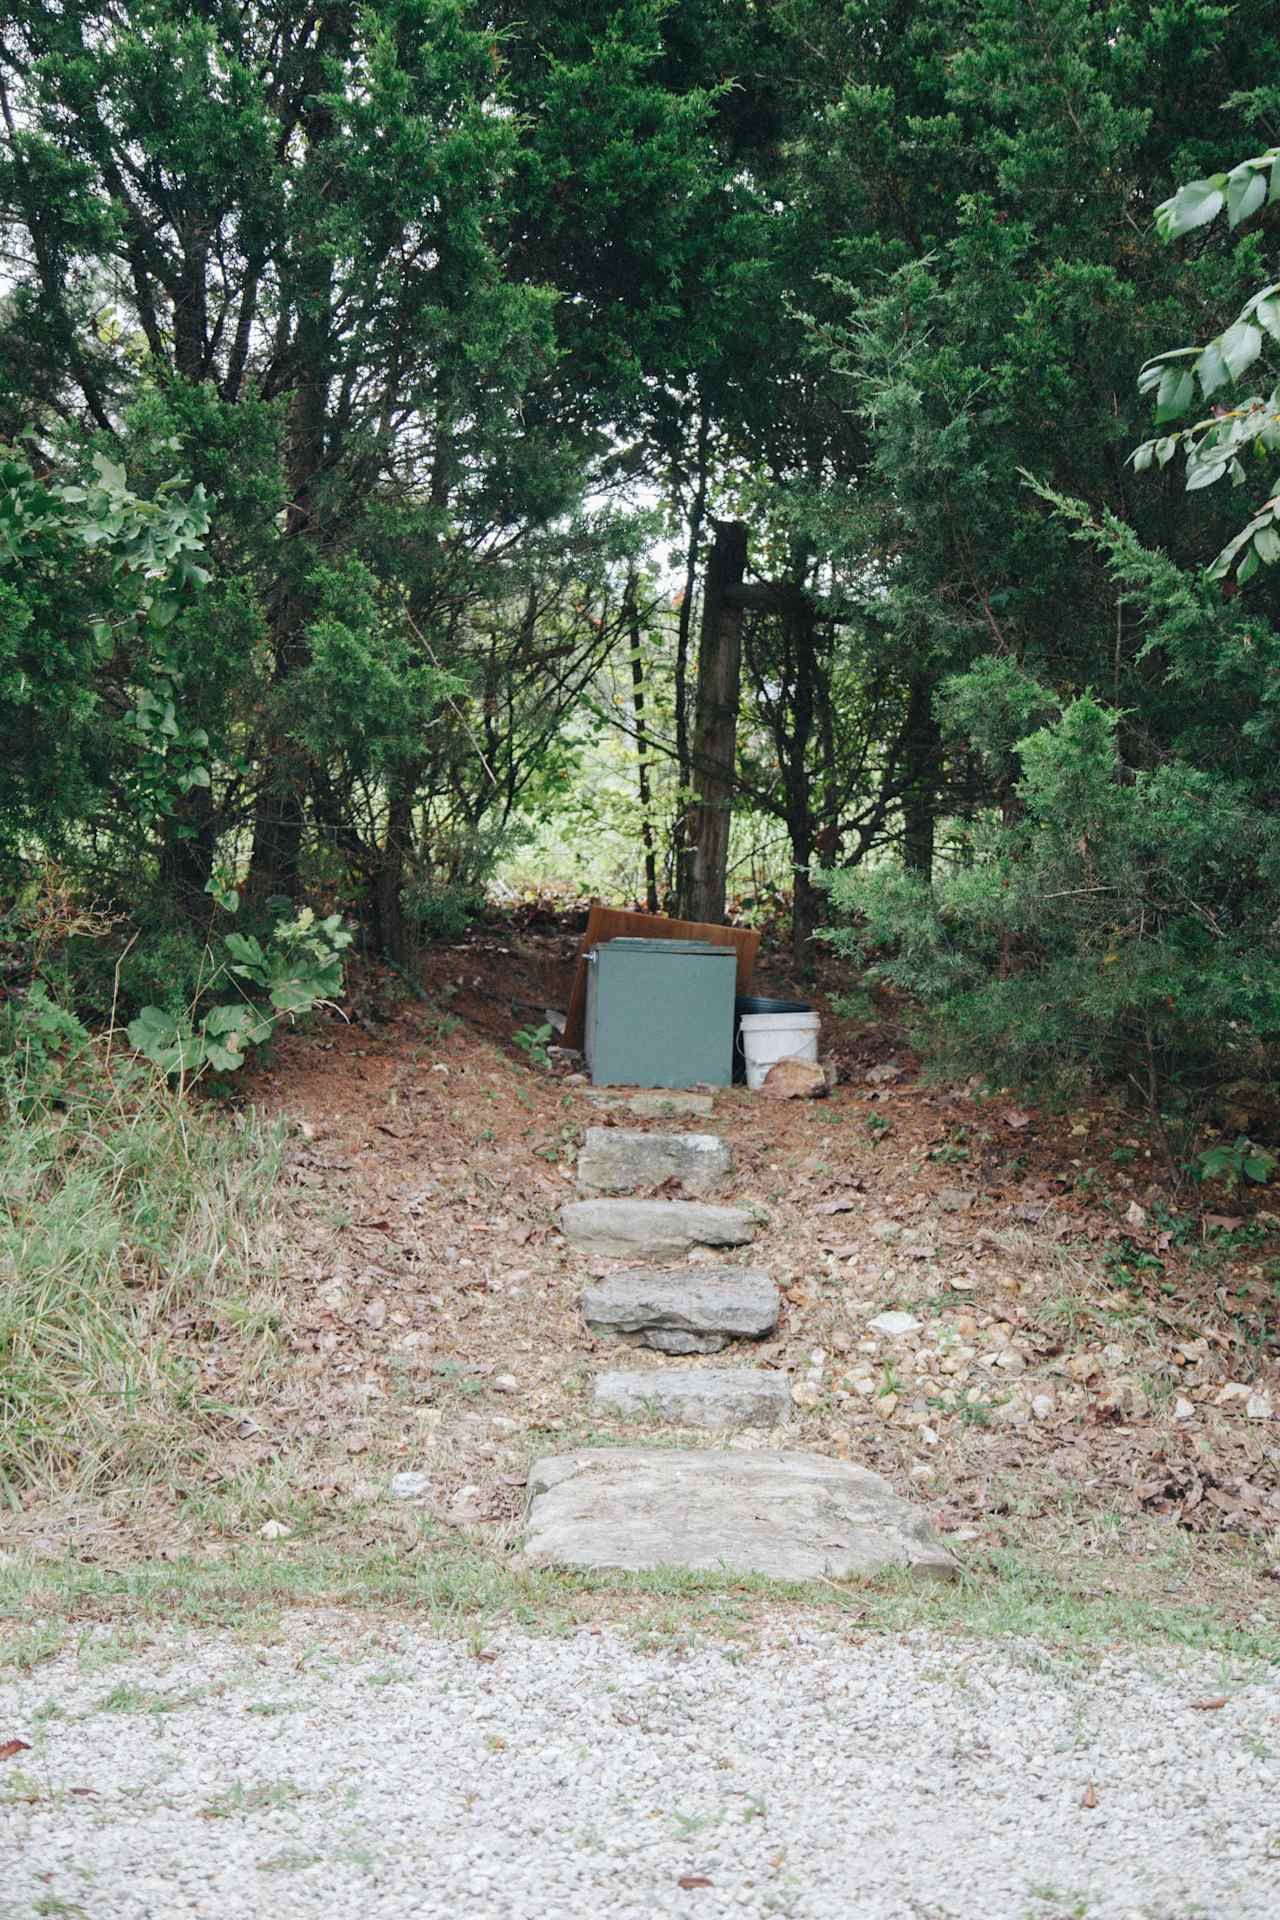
[0,1739,31,1762]
[1080,1781,1098,1810]
[1189,1697,1228,1711]
[677,1877,714,1890]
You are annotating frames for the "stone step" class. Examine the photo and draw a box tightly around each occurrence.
[559,1198,754,1261]
[585,1089,715,1120]
[592,1367,790,1430]
[582,1268,779,1354]
[524,1448,957,1584]
[576,1127,733,1198]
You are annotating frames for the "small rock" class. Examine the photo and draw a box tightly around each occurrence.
[493,1373,519,1394]
[865,1062,901,1085]
[259,1520,292,1540]
[936,1189,974,1213]
[445,1485,483,1525]
[1245,1393,1273,1422]
[791,1380,821,1410]
[757,1057,831,1101]
[1031,1393,1055,1420]
[869,1221,902,1243]
[868,1311,922,1338]
[1173,1397,1196,1421]
[390,1471,431,1500]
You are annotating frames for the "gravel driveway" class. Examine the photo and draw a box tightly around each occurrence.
[4,1616,1278,1919]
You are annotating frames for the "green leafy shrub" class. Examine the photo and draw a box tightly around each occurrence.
[404,879,486,943]
[1194,1137,1277,1194]
[127,906,352,1080]
[822,675,1280,1144]
[0,982,91,1108]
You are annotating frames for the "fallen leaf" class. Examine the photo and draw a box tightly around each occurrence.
[1189,1697,1227,1712]
[1002,1106,1032,1129]
[0,1739,31,1762]
[1080,1781,1098,1809]
[1124,1201,1148,1230]
[473,1649,499,1664]
[812,1199,856,1216]
[678,1877,714,1890]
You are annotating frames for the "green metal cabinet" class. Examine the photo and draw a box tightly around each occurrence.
[584,937,736,1088]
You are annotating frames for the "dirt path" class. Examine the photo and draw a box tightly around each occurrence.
[9,918,1278,1622]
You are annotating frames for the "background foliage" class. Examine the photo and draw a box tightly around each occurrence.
[1,0,1278,1144]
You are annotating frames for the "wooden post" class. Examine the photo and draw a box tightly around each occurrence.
[687,519,748,924]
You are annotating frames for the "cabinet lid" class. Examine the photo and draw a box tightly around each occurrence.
[595,937,736,958]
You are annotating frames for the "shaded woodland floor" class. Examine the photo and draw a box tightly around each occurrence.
[6,912,1279,1644]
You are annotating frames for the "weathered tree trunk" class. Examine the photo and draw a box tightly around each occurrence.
[158,784,217,918]
[669,405,709,911]
[247,13,346,900]
[624,574,659,913]
[901,673,942,878]
[371,771,419,964]
[685,519,748,925]
[781,599,820,973]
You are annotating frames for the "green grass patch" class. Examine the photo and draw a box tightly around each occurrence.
[2,1537,1277,1668]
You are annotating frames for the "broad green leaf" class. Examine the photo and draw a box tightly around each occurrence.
[1238,545,1261,583]
[1156,178,1224,238]
[203,1041,247,1072]
[1227,167,1268,227]
[1256,296,1280,343]
[1154,367,1195,421]
[1185,459,1228,491]
[1253,523,1280,564]
[1220,322,1262,382]
[1195,339,1230,400]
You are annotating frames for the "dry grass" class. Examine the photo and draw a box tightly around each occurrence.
[0,1053,284,1506]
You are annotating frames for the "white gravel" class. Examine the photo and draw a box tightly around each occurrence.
[3,1616,1279,1919]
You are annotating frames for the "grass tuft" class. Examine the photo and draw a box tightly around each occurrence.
[0,1054,283,1504]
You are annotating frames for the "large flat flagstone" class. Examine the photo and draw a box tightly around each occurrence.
[559,1198,754,1260]
[582,1268,780,1353]
[524,1448,957,1583]
[592,1367,791,1429]
[576,1127,733,1197]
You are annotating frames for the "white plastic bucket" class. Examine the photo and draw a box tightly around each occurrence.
[738,1010,820,1092]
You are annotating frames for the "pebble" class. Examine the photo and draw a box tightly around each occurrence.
[868,1312,921,1338]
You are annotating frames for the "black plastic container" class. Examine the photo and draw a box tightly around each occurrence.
[732,994,813,1084]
